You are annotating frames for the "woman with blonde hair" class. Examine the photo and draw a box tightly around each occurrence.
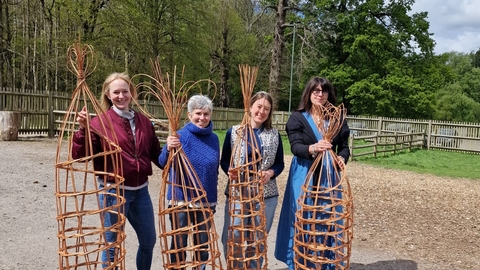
[72,72,178,270]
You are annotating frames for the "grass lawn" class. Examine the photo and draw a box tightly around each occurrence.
[355,148,480,180]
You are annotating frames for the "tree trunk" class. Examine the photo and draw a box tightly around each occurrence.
[268,0,287,110]
[0,111,21,141]
[0,0,4,89]
[220,25,230,107]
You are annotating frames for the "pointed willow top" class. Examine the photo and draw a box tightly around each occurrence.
[238,64,259,124]
[149,61,187,134]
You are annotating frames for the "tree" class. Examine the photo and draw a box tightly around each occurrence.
[207,0,275,108]
[473,48,480,68]
[295,0,436,118]
[435,84,480,122]
[219,0,304,110]
[267,0,287,110]
[6,0,480,124]
[0,0,13,89]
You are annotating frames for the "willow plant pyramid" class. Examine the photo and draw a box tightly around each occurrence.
[226,64,268,269]
[137,61,222,269]
[293,103,354,269]
[54,42,126,270]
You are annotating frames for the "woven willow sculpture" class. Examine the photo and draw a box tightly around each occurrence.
[137,61,222,269]
[55,42,126,269]
[226,64,268,269]
[293,102,353,269]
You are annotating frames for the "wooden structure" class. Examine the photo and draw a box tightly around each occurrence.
[226,64,268,269]
[138,61,223,269]
[349,131,425,160]
[7,86,480,156]
[293,103,354,269]
[54,42,126,269]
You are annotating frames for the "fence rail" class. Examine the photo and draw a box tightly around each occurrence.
[350,132,425,160]
[3,89,480,154]
[348,115,480,155]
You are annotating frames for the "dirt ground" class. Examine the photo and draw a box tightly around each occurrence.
[0,138,479,270]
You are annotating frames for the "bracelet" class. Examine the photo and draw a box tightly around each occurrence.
[309,145,315,155]
[309,145,317,158]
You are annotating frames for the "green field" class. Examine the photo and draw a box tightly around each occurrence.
[355,148,480,180]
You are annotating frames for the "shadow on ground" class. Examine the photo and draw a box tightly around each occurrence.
[274,260,417,270]
[351,259,417,270]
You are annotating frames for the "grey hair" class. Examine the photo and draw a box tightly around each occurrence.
[187,95,213,113]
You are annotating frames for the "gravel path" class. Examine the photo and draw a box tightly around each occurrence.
[0,138,478,269]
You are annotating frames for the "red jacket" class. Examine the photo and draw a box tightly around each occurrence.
[72,108,162,187]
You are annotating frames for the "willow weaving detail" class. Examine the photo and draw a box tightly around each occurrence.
[226,64,268,269]
[138,61,223,269]
[54,42,126,269]
[293,103,354,269]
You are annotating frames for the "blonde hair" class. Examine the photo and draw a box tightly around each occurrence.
[100,72,137,112]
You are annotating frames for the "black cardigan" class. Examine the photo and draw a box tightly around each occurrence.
[286,110,350,163]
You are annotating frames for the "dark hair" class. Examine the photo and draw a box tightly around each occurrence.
[296,76,337,112]
[250,91,273,130]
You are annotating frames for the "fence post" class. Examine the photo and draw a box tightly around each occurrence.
[394,132,397,154]
[377,116,383,134]
[427,120,432,150]
[409,132,412,151]
[48,90,54,138]
[349,134,354,161]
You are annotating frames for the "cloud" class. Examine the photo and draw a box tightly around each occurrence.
[410,0,480,54]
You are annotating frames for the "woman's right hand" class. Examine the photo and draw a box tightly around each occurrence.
[228,168,238,181]
[166,135,181,151]
[309,139,332,154]
[76,106,90,129]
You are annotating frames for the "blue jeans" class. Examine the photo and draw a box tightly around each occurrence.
[169,205,216,270]
[100,185,156,270]
[222,196,278,269]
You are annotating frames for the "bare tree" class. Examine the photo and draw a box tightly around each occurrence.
[268,0,288,110]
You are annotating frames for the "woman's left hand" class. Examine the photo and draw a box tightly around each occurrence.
[260,169,274,184]
[336,156,346,171]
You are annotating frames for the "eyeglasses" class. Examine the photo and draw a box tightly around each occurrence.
[312,89,330,96]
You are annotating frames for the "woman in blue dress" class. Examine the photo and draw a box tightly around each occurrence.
[274,76,350,269]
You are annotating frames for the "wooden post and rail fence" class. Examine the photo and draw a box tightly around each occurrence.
[3,88,480,158]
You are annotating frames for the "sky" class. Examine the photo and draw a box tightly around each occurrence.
[410,0,480,54]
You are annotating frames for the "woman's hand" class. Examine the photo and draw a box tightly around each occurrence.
[260,169,274,185]
[228,168,238,181]
[309,139,332,155]
[336,156,346,171]
[76,106,90,130]
[166,135,180,151]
